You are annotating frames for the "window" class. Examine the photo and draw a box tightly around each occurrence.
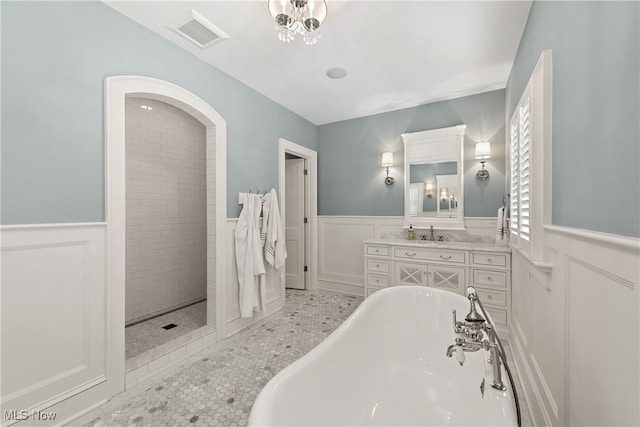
[509,50,552,263]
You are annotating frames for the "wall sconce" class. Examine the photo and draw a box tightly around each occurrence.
[425,181,433,198]
[475,141,491,181]
[381,152,394,185]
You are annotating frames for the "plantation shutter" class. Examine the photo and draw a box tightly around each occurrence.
[508,49,552,262]
[519,98,531,241]
[510,114,519,239]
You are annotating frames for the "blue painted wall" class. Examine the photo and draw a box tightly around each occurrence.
[317,89,507,217]
[1,1,318,223]
[506,1,639,237]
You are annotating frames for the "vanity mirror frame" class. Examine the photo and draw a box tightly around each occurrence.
[401,124,466,230]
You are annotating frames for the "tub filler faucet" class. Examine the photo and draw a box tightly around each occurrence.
[446,286,507,391]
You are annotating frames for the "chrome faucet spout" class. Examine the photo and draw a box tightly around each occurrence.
[446,344,457,358]
[429,225,435,241]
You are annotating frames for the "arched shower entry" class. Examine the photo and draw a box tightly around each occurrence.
[104,76,227,396]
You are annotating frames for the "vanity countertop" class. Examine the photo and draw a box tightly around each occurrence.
[364,238,512,253]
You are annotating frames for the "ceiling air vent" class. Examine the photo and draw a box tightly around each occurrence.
[175,9,229,48]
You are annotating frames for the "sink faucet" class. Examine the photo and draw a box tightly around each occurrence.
[429,225,435,241]
[446,287,506,391]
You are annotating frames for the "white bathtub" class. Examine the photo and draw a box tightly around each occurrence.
[249,286,518,426]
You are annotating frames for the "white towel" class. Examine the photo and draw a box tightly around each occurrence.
[235,194,266,318]
[262,189,287,279]
[496,206,506,241]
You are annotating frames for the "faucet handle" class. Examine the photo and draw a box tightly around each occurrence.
[455,345,466,366]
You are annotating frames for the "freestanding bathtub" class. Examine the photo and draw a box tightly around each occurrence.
[249,286,518,426]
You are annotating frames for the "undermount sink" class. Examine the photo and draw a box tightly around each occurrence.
[417,240,446,245]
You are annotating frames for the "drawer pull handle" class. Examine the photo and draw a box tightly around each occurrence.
[487,258,493,262]
[375,279,380,283]
[487,294,493,300]
[440,255,452,260]
[375,249,380,253]
[405,252,416,257]
[487,276,493,281]
[376,264,380,268]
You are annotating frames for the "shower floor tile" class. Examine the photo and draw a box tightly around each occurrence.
[126,301,207,359]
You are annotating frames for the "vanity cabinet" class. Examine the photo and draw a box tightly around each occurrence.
[470,251,511,326]
[364,240,511,327]
[395,261,467,294]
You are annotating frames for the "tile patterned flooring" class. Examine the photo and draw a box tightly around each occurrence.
[74,289,532,427]
[126,301,207,359]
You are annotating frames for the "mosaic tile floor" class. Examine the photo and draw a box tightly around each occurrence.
[75,289,532,427]
[76,290,362,427]
[126,300,207,359]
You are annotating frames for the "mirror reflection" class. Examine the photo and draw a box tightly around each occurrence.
[401,124,465,230]
[408,162,458,217]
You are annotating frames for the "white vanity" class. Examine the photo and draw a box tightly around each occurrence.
[364,239,511,327]
[370,124,512,329]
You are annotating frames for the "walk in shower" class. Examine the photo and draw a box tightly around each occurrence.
[124,96,207,359]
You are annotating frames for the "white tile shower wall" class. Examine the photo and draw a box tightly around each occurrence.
[125,97,207,324]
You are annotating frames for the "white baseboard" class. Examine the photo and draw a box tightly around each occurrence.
[317,280,364,297]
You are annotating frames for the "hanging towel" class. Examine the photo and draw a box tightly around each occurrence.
[235,194,266,318]
[496,206,506,241]
[262,188,287,279]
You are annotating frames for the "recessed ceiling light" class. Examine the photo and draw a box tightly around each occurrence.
[326,67,348,79]
[140,105,153,111]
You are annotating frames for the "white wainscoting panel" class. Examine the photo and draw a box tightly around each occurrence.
[510,225,639,427]
[1,224,108,426]
[225,219,284,337]
[317,217,403,296]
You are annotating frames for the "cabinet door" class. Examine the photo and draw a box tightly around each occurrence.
[394,261,428,286]
[427,264,466,295]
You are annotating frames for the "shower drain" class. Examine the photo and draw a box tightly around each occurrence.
[162,323,178,330]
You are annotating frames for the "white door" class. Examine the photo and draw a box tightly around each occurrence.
[285,158,306,289]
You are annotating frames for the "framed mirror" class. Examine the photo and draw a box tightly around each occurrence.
[402,124,466,230]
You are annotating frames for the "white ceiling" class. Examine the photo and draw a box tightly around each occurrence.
[105,1,532,125]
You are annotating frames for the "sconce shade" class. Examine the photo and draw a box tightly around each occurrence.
[381,152,394,167]
[475,141,491,160]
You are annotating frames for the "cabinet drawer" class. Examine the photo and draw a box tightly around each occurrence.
[472,252,508,268]
[367,258,389,273]
[393,247,466,264]
[475,288,508,307]
[366,287,384,297]
[472,269,507,288]
[366,245,389,256]
[367,273,389,287]
[484,307,507,326]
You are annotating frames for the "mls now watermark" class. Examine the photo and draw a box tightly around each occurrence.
[4,410,57,421]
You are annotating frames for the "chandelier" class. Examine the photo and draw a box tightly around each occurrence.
[268,0,328,45]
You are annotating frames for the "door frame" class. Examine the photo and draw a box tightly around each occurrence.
[278,138,317,290]
[104,76,227,397]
